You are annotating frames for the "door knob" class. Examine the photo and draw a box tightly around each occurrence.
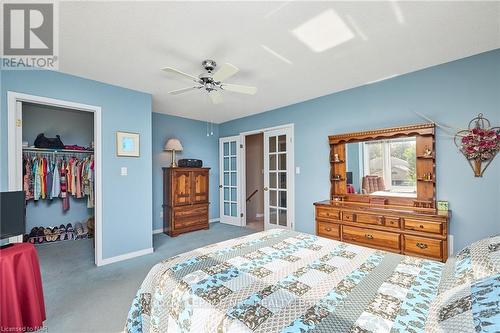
[219,185,223,188]
[264,187,269,191]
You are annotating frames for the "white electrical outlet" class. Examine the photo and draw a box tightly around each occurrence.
[120,167,128,176]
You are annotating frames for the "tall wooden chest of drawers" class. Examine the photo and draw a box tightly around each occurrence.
[163,167,210,236]
[314,201,450,262]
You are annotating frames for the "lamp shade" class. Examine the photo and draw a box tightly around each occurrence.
[164,138,183,151]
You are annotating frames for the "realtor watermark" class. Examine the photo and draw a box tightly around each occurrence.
[2,1,59,69]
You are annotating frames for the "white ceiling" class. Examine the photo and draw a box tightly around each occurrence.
[59,1,500,123]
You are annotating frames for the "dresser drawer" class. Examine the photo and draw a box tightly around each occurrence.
[174,215,208,230]
[404,218,442,234]
[342,225,400,250]
[404,235,442,260]
[174,204,208,219]
[385,216,401,228]
[317,221,340,240]
[316,207,341,220]
[343,212,385,226]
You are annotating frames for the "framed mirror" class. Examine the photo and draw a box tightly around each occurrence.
[329,123,435,208]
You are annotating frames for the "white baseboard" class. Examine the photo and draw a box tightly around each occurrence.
[153,218,220,235]
[98,247,153,266]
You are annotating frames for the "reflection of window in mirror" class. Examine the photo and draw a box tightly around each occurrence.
[346,137,416,197]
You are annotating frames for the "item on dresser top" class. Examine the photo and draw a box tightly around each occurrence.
[177,159,203,168]
[33,133,65,149]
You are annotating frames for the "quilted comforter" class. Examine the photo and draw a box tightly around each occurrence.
[125,229,444,333]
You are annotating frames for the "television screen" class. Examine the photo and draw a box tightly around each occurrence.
[0,191,26,239]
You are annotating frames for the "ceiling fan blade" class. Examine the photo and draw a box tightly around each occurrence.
[221,83,257,95]
[162,67,199,82]
[212,63,239,82]
[209,90,223,104]
[168,86,201,95]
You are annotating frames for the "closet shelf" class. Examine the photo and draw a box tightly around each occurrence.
[23,147,93,154]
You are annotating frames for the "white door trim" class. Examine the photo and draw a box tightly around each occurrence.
[239,123,295,230]
[218,136,242,226]
[7,91,104,266]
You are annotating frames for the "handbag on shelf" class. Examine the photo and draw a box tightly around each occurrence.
[34,133,65,149]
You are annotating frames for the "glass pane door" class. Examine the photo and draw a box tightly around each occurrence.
[264,128,292,230]
[219,136,241,226]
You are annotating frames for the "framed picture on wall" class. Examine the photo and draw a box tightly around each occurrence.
[116,131,140,157]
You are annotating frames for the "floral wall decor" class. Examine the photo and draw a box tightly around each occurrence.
[454,113,500,177]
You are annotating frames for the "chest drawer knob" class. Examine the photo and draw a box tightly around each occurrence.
[365,234,374,239]
[324,227,332,232]
[419,224,424,229]
[416,242,428,249]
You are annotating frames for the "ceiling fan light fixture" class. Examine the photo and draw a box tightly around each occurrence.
[162,59,257,104]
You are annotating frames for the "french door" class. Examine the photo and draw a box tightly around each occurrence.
[264,127,293,230]
[219,136,241,226]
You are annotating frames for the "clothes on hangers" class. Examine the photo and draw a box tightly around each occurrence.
[22,153,94,211]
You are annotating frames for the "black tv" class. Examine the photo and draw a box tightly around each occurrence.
[0,191,26,239]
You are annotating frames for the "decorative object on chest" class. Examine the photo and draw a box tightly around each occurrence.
[164,138,183,167]
[163,167,210,236]
[315,123,450,262]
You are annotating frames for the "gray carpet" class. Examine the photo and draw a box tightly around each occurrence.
[37,223,256,333]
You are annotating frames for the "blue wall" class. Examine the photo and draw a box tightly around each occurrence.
[22,103,94,231]
[152,112,219,231]
[1,69,153,260]
[220,49,500,252]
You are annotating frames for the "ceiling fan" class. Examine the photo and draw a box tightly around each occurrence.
[162,59,257,104]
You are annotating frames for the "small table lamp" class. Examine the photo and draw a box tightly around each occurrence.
[164,138,183,167]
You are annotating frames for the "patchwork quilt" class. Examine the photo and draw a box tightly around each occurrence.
[125,229,444,333]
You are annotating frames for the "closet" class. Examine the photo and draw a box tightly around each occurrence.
[21,102,95,251]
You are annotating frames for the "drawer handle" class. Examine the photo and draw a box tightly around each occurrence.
[416,242,428,249]
[364,234,374,239]
[325,227,332,232]
[419,224,425,229]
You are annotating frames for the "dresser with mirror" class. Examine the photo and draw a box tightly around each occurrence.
[314,123,451,261]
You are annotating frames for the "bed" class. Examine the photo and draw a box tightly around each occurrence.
[125,229,500,333]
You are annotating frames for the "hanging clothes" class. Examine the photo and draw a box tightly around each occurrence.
[22,152,94,211]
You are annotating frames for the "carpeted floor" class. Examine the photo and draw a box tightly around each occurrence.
[37,222,257,333]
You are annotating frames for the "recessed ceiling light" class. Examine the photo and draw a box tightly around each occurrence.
[291,9,354,53]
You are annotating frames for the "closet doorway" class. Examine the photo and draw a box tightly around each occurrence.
[7,92,103,265]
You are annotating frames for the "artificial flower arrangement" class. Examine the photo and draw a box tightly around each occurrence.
[455,113,500,177]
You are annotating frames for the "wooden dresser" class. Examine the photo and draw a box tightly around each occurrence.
[316,123,451,262]
[163,167,210,236]
[314,201,450,261]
